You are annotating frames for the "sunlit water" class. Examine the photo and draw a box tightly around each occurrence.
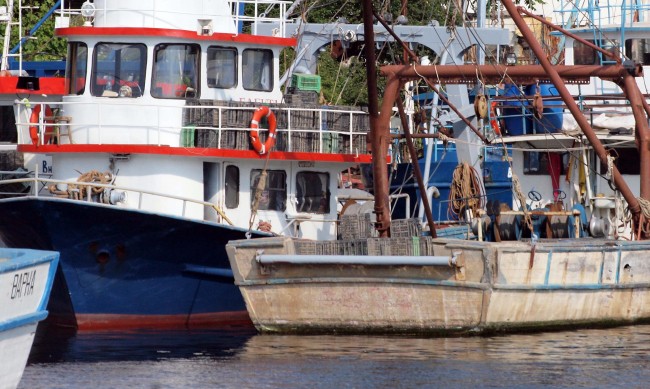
[19,324,650,388]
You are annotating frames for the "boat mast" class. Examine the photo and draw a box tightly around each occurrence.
[362,0,392,238]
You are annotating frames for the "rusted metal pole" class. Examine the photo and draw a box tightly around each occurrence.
[374,75,401,237]
[362,0,391,237]
[396,94,437,237]
[380,64,641,84]
[621,74,650,199]
[500,0,641,218]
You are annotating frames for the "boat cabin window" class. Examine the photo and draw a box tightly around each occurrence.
[225,165,239,208]
[599,148,640,175]
[296,172,330,213]
[573,40,596,65]
[242,49,273,91]
[207,47,237,89]
[574,39,619,65]
[625,39,650,65]
[65,42,88,95]
[250,169,286,211]
[152,44,200,99]
[91,43,147,98]
[523,151,568,175]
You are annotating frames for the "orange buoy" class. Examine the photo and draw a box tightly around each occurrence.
[29,104,54,146]
[249,106,277,155]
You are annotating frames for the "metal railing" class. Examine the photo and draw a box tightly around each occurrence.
[0,171,234,225]
[16,100,372,155]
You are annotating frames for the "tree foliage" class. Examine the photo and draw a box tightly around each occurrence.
[5,0,67,62]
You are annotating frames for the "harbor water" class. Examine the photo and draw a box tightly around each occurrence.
[19,324,650,388]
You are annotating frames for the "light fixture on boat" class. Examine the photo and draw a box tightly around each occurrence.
[80,1,96,27]
[197,19,213,36]
[505,52,517,66]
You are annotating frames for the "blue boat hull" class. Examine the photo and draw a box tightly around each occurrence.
[0,198,265,330]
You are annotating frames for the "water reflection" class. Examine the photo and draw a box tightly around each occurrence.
[240,325,650,363]
[29,324,255,363]
[23,325,650,388]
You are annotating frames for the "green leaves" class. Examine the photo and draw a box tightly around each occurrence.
[8,0,66,62]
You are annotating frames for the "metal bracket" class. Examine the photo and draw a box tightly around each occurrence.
[451,250,466,281]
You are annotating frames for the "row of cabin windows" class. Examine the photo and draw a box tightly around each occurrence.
[65,42,273,98]
[224,167,331,214]
[573,38,650,65]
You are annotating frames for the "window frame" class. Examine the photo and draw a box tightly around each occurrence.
[151,43,201,99]
[207,46,238,89]
[296,171,330,214]
[225,165,240,209]
[65,41,88,95]
[90,42,147,98]
[250,169,286,211]
[242,48,273,92]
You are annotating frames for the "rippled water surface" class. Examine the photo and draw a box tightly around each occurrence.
[19,325,650,388]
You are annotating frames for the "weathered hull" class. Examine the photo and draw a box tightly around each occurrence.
[226,237,650,334]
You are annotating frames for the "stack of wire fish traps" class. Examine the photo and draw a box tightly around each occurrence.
[283,89,319,105]
[390,218,422,237]
[292,216,436,257]
[292,238,369,256]
[338,213,376,240]
[367,236,422,256]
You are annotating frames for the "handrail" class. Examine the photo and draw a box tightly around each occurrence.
[2,175,234,226]
[15,100,371,155]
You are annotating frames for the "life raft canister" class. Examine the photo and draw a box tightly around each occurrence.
[29,104,54,146]
[249,106,277,155]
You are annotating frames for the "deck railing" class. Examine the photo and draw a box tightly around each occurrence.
[0,173,233,224]
[15,100,371,155]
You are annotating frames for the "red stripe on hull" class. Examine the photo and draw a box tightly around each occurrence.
[73,311,254,331]
[19,144,375,163]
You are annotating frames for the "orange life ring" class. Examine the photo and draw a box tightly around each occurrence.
[249,106,277,155]
[29,104,54,146]
[489,101,501,136]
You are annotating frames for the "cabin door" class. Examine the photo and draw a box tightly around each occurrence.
[203,162,221,222]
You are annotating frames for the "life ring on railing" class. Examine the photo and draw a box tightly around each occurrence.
[249,106,277,155]
[29,104,54,146]
[489,101,501,136]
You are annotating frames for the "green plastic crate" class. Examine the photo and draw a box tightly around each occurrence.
[181,126,195,147]
[292,74,321,92]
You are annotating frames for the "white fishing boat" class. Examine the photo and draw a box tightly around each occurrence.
[225,0,650,334]
[0,0,392,330]
[0,248,58,389]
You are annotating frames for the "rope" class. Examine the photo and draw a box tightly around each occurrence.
[448,162,486,220]
[49,170,113,201]
[637,197,650,218]
[512,173,533,232]
[247,151,273,236]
